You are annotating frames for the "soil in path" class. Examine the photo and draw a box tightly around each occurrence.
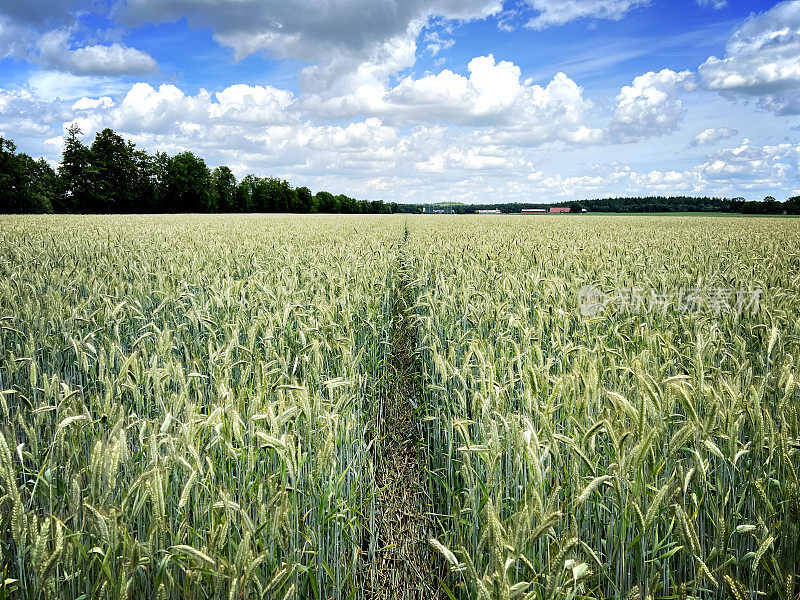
[366,245,443,600]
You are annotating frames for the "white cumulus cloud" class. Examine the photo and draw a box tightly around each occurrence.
[696,0,727,8]
[72,96,115,110]
[691,127,737,146]
[699,0,800,114]
[301,55,602,146]
[609,69,695,142]
[523,0,649,29]
[696,139,797,187]
[35,29,158,76]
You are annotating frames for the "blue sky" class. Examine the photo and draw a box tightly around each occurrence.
[0,0,798,203]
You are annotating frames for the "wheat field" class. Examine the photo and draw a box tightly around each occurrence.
[0,214,797,600]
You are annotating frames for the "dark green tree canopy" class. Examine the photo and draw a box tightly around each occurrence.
[1,136,56,214]
[90,128,138,213]
[58,124,95,213]
[164,151,214,213]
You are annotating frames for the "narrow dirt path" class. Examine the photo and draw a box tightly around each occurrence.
[366,226,441,600]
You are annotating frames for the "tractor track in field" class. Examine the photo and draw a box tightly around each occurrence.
[364,225,443,600]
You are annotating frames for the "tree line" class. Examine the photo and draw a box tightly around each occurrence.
[394,202,582,214]
[396,196,800,215]
[0,126,398,215]
[573,195,800,214]
[733,196,800,215]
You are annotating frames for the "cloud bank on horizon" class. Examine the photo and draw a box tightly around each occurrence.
[0,0,798,203]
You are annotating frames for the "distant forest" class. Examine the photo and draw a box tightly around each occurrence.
[1,128,798,215]
[396,196,800,215]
